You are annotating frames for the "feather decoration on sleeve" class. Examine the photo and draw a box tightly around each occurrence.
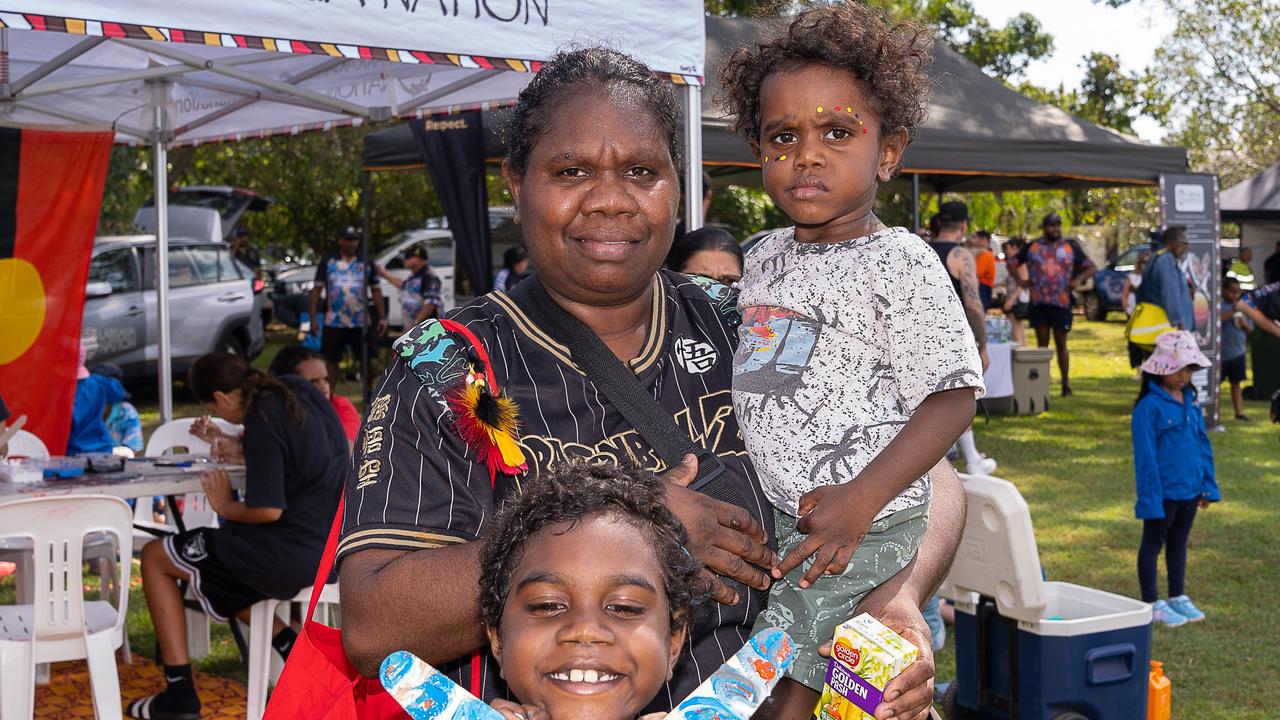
[446,365,527,478]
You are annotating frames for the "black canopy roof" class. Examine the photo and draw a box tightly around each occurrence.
[1220,163,1280,223]
[365,16,1187,192]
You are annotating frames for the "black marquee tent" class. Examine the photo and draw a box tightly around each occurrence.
[365,15,1187,196]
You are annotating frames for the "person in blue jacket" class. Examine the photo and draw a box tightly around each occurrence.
[1132,330,1219,627]
[1138,226,1196,332]
[67,343,127,456]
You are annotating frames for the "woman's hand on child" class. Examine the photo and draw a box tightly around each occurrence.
[662,454,776,604]
[490,700,550,720]
[1198,497,1211,509]
[773,483,877,589]
[816,594,936,720]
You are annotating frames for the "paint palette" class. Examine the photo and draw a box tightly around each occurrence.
[663,627,796,720]
[379,650,504,720]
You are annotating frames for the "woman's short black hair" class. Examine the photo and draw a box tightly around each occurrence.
[666,226,743,274]
[718,3,932,147]
[479,459,703,634]
[268,344,324,379]
[504,47,684,176]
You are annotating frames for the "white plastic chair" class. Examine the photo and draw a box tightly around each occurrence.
[6,430,49,459]
[139,417,240,660]
[0,495,133,720]
[245,582,341,720]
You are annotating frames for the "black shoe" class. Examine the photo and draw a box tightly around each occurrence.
[1062,385,1074,397]
[125,690,201,720]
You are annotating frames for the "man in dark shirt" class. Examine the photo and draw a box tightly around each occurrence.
[1235,280,1280,337]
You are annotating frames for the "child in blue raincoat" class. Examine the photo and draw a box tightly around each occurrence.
[1132,331,1219,627]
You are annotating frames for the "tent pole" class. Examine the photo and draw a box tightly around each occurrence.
[152,98,173,423]
[683,84,704,231]
[361,170,372,406]
[912,173,921,233]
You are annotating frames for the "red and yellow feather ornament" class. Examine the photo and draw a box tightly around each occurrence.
[446,366,527,479]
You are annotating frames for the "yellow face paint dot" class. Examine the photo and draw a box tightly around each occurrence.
[0,258,47,365]
[779,155,787,161]
[816,106,823,113]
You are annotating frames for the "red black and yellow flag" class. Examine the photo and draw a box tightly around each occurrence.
[0,128,113,455]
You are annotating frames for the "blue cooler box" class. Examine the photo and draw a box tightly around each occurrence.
[953,582,1152,719]
[940,475,1154,720]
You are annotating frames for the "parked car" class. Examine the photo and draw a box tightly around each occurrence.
[1082,242,1155,321]
[82,235,266,380]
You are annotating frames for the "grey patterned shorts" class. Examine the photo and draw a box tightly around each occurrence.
[752,503,929,691]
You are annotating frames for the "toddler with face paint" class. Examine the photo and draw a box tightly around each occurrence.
[720,4,985,716]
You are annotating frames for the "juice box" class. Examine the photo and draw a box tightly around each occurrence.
[815,613,918,720]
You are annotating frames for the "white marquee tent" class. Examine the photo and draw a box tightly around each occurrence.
[1,1,707,418]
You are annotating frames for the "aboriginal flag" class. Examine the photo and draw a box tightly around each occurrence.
[0,128,113,455]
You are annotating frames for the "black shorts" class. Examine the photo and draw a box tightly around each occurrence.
[1011,301,1031,320]
[164,529,269,621]
[1222,355,1247,383]
[321,326,367,366]
[979,284,994,312]
[1028,303,1073,332]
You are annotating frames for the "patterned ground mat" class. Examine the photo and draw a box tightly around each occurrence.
[33,657,246,719]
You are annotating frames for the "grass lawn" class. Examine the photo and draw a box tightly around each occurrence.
[934,319,1279,718]
[3,322,1274,717]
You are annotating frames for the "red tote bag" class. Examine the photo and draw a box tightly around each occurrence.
[264,497,408,719]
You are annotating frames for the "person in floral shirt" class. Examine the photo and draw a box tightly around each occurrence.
[1010,212,1097,396]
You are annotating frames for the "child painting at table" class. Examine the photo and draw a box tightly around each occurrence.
[127,352,345,720]
[721,4,984,714]
[477,459,704,720]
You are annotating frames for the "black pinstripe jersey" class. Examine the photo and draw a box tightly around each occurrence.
[338,269,773,712]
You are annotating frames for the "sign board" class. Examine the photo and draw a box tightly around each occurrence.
[1159,173,1220,424]
[19,1,707,80]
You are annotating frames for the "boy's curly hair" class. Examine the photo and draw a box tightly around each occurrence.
[479,459,704,634]
[718,2,933,147]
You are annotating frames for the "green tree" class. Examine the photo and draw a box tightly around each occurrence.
[1143,0,1280,187]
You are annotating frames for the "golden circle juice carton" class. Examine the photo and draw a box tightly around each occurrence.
[815,613,918,720]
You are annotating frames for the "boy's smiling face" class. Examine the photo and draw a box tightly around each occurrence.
[755,64,907,243]
[488,514,685,720]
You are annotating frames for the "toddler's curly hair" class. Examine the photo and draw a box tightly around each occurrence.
[479,459,704,634]
[718,2,933,149]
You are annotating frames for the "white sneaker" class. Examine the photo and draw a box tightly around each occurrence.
[967,457,998,475]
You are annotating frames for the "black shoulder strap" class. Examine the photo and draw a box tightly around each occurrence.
[507,276,725,491]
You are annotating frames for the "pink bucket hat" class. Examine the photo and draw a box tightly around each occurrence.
[1140,330,1210,376]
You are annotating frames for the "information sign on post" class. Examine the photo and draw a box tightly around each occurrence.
[1159,173,1221,425]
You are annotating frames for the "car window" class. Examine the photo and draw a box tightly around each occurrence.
[1115,247,1144,271]
[429,239,452,267]
[167,248,202,288]
[187,246,224,284]
[384,255,404,271]
[217,248,243,281]
[88,248,137,293]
